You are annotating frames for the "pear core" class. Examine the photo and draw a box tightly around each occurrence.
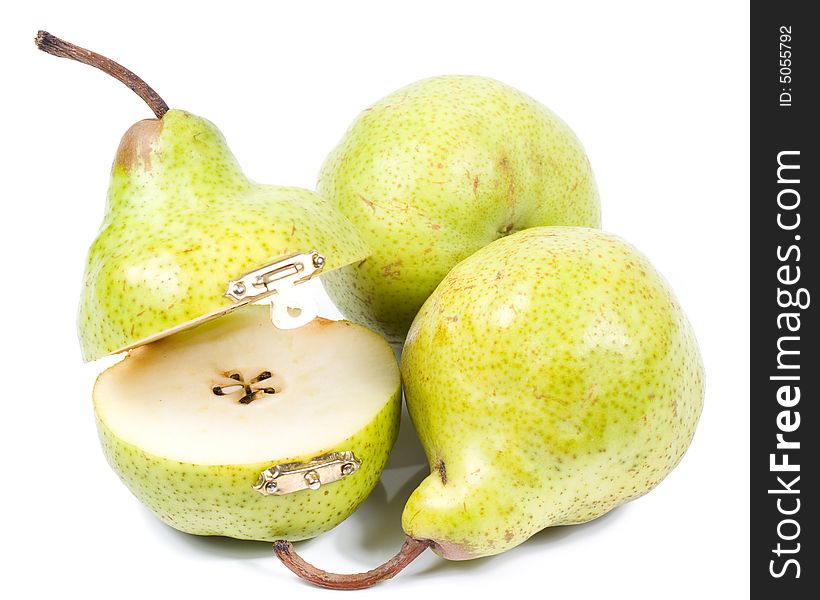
[94,306,400,465]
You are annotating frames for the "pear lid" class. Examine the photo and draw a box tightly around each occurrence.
[36,32,370,361]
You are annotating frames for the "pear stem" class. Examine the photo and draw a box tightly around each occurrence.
[273,536,431,590]
[35,31,169,119]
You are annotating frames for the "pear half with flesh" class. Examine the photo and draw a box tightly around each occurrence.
[35,32,369,361]
[94,306,401,541]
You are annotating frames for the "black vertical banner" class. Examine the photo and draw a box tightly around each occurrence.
[751,3,817,598]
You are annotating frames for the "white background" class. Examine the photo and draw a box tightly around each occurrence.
[1,2,749,598]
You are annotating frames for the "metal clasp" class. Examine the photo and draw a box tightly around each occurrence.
[253,451,362,496]
[224,251,326,329]
[225,251,325,302]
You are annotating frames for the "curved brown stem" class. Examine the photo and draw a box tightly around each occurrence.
[274,536,431,590]
[35,31,169,118]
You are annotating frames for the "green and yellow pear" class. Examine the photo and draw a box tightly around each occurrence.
[400,226,703,557]
[319,75,600,343]
[38,33,399,543]
[276,227,703,588]
[35,32,369,361]
[95,306,401,541]
[78,109,368,361]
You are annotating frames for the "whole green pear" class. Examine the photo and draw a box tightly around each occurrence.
[273,227,704,589]
[320,76,600,342]
[400,227,703,560]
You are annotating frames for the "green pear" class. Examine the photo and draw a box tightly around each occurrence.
[38,32,398,544]
[400,226,703,558]
[320,76,600,343]
[78,109,368,361]
[275,227,703,588]
[95,306,401,541]
[36,32,369,361]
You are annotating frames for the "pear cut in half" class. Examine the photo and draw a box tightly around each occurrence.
[77,108,371,361]
[93,306,401,541]
[32,31,368,361]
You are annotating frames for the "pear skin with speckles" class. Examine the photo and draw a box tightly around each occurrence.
[319,76,600,343]
[400,227,703,560]
[78,109,369,361]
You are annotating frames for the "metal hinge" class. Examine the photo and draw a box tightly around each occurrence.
[224,251,325,329]
[253,451,362,496]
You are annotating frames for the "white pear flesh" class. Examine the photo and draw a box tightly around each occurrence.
[93,306,401,541]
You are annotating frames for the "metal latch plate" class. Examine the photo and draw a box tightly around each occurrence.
[253,451,362,496]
